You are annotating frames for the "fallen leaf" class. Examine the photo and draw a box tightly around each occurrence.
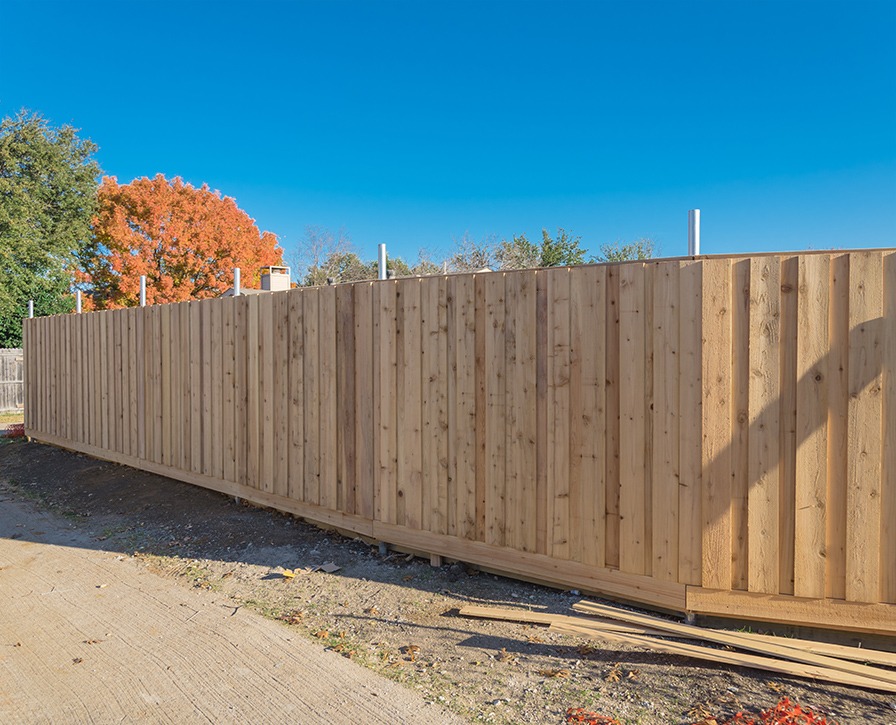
[364,606,379,615]
[768,681,784,693]
[496,647,516,663]
[314,630,329,639]
[72,657,83,664]
[280,569,296,579]
[538,668,570,678]
[627,669,640,681]
[526,634,544,643]
[402,575,414,582]
[401,644,420,662]
[605,663,622,683]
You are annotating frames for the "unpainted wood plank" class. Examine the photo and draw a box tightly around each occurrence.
[136,306,145,459]
[179,302,193,471]
[535,271,549,555]
[546,268,571,560]
[211,298,225,482]
[272,293,290,498]
[701,258,733,591]
[474,274,487,541]
[354,283,375,520]
[730,259,751,590]
[435,277,450,535]
[846,251,883,603]
[397,278,423,530]
[446,277,459,537]
[200,301,213,477]
[604,266,621,569]
[160,304,173,467]
[884,252,896,604]
[287,289,305,500]
[779,256,799,595]
[567,269,585,563]
[651,261,680,582]
[256,293,274,491]
[553,621,896,693]
[421,277,443,534]
[505,270,538,554]
[453,275,477,539]
[245,295,260,487]
[319,285,338,510]
[100,309,110,450]
[677,261,702,585]
[618,263,646,574]
[826,254,849,599]
[235,296,249,486]
[374,282,397,524]
[222,298,237,483]
[794,254,830,599]
[303,289,321,505]
[484,272,506,546]
[128,309,139,457]
[748,256,781,594]
[336,285,356,512]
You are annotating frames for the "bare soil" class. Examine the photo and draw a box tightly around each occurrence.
[1,439,894,725]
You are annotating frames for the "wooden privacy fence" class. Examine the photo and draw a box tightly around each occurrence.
[24,249,896,634]
[0,348,24,413]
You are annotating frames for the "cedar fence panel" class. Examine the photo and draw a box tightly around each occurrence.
[24,250,896,633]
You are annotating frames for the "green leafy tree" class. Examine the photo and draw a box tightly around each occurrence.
[594,238,657,262]
[495,234,540,270]
[495,228,586,270]
[0,111,100,346]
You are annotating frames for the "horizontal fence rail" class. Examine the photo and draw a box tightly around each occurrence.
[24,250,896,633]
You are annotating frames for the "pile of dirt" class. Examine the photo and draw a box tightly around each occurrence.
[1,439,893,724]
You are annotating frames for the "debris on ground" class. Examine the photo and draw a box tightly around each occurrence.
[459,601,896,694]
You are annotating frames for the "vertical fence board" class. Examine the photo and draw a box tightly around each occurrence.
[319,286,338,510]
[454,276,477,539]
[883,252,896,604]
[303,290,321,506]
[235,296,249,487]
[731,260,751,590]
[211,297,225,483]
[288,290,305,500]
[701,258,733,590]
[421,277,443,534]
[245,296,260,486]
[336,286,356,512]
[678,261,703,585]
[397,279,422,529]
[374,283,396,524]
[273,293,290,499]
[652,262,680,582]
[485,273,506,547]
[604,267,621,569]
[846,251,883,602]
[222,298,237,483]
[619,264,646,574]
[354,283,375,520]
[547,268,571,560]
[535,271,548,555]
[794,254,830,599]
[748,257,781,594]
[258,294,274,491]
[779,256,799,595]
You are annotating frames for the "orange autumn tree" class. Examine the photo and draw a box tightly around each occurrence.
[82,174,283,308]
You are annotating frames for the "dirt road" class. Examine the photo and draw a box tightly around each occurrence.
[0,495,463,724]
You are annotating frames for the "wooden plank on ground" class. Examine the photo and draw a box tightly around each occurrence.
[794,254,830,599]
[846,251,883,603]
[458,605,673,637]
[748,256,781,594]
[550,621,896,693]
[701,258,732,591]
[572,599,896,687]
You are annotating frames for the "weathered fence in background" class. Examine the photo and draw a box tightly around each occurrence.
[24,250,896,634]
[0,348,24,413]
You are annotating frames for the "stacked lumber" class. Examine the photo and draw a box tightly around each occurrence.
[458,601,896,694]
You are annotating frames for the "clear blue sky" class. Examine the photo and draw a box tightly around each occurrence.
[2,0,894,264]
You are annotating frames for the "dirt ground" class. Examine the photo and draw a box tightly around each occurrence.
[1,438,894,725]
